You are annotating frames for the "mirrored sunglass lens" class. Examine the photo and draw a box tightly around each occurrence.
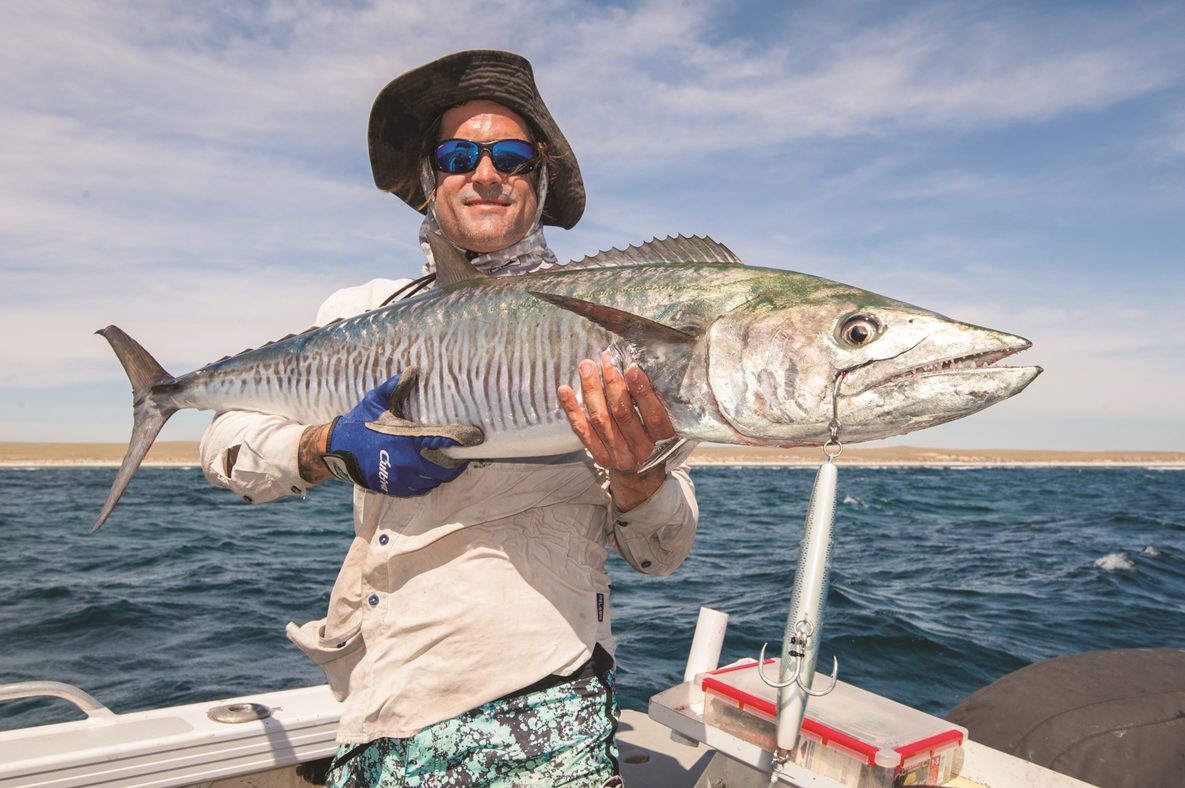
[434,140,535,173]
[491,141,536,173]
[434,140,479,173]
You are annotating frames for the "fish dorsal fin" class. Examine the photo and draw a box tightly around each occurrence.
[528,291,698,344]
[564,235,742,271]
[429,232,490,287]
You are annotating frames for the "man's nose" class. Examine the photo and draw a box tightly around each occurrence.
[471,151,501,186]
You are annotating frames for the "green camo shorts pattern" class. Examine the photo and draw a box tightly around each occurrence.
[324,666,620,788]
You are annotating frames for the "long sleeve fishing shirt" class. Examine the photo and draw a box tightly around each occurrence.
[198,278,699,742]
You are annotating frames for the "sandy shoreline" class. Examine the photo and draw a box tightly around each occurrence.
[2,442,1183,468]
[0,442,205,467]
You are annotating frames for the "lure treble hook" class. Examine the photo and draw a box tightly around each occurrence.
[757,619,839,696]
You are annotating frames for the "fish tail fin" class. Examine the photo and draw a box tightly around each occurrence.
[93,326,178,533]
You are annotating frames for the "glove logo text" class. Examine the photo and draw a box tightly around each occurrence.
[378,450,392,493]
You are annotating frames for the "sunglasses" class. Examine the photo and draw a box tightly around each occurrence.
[433,139,538,175]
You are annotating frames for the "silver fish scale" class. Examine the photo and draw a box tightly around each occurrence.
[167,261,771,438]
[387,280,604,436]
[385,264,782,439]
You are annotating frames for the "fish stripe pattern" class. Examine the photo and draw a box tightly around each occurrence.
[92,236,1040,531]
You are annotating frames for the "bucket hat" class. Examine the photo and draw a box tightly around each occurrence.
[369,50,584,230]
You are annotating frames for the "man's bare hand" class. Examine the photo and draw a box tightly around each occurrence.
[558,352,676,511]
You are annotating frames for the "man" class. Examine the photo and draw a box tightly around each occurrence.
[200,51,697,787]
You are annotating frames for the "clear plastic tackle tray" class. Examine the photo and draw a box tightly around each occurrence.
[700,659,967,787]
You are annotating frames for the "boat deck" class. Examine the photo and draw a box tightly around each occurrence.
[0,681,1097,788]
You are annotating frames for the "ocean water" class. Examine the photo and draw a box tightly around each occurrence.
[2,464,1183,732]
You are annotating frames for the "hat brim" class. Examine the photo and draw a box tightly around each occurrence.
[368,50,584,230]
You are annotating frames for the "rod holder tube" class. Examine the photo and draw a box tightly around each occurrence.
[683,607,730,683]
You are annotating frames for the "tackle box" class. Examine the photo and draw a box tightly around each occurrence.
[699,659,966,787]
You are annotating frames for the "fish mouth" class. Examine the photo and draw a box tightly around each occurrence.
[844,334,1034,397]
[832,331,1042,443]
[867,346,1028,390]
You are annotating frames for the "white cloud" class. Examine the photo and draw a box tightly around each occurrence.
[549,1,1183,167]
[1,0,1183,448]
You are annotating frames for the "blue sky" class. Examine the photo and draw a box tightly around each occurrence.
[1,0,1182,450]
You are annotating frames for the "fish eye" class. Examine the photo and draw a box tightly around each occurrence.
[836,313,881,347]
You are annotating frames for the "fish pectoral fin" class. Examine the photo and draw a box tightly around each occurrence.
[638,437,699,473]
[527,291,699,345]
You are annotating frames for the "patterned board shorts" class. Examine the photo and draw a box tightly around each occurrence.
[324,652,621,788]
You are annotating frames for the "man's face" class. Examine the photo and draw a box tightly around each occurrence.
[433,100,539,254]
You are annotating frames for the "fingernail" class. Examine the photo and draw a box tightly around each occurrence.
[580,360,594,378]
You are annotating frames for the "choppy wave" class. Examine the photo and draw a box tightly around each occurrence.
[2,465,1184,730]
[1095,552,1136,571]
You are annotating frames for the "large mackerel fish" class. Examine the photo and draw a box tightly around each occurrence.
[95,235,1041,531]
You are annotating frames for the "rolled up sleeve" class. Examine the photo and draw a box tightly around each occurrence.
[606,466,698,576]
[199,411,309,504]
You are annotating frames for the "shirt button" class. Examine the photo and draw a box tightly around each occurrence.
[368,594,379,607]
[291,486,302,494]
[242,495,253,503]
[641,561,652,569]
[379,534,389,545]
[616,520,628,527]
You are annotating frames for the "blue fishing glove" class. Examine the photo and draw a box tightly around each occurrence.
[321,370,482,496]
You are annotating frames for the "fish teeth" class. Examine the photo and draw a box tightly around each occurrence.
[880,350,1009,387]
